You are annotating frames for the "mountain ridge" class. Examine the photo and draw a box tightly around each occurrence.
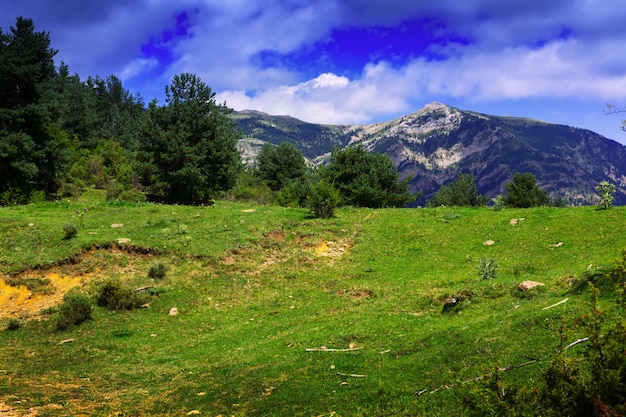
[233,102,626,205]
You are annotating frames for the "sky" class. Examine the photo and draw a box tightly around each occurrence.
[3,0,626,144]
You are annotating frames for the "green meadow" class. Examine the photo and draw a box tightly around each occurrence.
[1,192,624,416]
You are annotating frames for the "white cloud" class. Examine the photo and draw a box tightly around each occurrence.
[217,33,626,126]
[119,58,159,81]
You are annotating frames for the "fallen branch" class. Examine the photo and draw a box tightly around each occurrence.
[337,372,366,378]
[542,298,568,310]
[306,347,364,352]
[565,337,589,350]
[416,359,539,396]
[134,285,156,292]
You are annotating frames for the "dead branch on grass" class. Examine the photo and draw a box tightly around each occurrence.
[542,298,568,310]
[565,337,590,350]
[337,372,366,378]
[416,359,540,396]
[306,347,364,352]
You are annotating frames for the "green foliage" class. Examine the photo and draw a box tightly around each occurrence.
[138,73,242,204]
[95,278,149,310]
[503,172,550,208]
[465,252,626,417]
[62,222,78,240]
[5,198,626,416]
[595,180,616,210]
[148,262,169,280]
[306,179,341,218]
[55,291,93,331]
[490,194,505,210]
[0,18,59,199]
[274,176,311,207]
[427,173,487,207]
[477,256,499,280]
[5,318,22,331]
[225,170,273,204]
[256,142,307,192]
[319,145,417,208]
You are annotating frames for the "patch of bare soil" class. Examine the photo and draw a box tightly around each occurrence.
[0,248,154,321]
[314,240,349,258]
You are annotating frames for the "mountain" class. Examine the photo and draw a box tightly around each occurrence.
[232,102,626,205]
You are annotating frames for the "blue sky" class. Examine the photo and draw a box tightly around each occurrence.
[3,0,626,143]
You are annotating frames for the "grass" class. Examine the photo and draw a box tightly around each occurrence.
[0,194,624,415]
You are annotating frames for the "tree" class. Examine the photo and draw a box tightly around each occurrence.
[319,145,417,208]
[138,73,242,204]
[0,17,58,202]
[256,142,306,191]
[502,172,550,208]
[427,173,487,207]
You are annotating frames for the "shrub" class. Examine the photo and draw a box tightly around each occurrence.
[63,222,79,240]
[226,170,273,204]
[491,194,504,211]
[595,180,616,210]
[477,257,498,280]
[6,318,22,331]
[55,291,93,331]
[95,278,148,310]
[307,179,341,218]
[148,262,169,280]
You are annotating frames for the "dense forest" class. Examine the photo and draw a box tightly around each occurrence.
[0,17,241,206]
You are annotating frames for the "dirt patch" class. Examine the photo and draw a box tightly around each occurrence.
[265,231,285,242]
[0,272,90,320]
[337,288,374,300]
[0,248,154,321]
[314,240,348,257]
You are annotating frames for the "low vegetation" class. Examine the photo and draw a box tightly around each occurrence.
[1,192,625,416]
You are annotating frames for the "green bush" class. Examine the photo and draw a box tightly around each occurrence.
[117,189,146,203]
[62,222,79,240]
[307,179,341,218]
[95,278,148,310]
[148,262,169,280]
[595,180,616,210]
[55,292,93,331]
[477,257,498,280]
[226,170,273,204]
[6,318,22,331]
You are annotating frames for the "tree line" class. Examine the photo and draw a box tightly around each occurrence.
[2,17,605,214]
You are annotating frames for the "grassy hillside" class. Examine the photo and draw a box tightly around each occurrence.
[1,193,624,416]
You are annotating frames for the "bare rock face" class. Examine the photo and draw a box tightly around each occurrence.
[518,280,545,292]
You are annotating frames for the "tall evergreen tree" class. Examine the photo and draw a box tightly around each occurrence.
[503,172,550,208]
[0,17,58,202]
[427,173,487,207]
[319,145,417,208]
[138,73,242,204]
[256,142,307,191]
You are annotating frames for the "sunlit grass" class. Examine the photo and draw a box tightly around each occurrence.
[0,198,624,415]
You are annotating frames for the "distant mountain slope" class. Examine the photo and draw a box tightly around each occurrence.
[232,103,626,205]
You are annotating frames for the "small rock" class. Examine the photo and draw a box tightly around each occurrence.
[518,280,545,292]
[110,223,124,228]
[483,239,495,246]
[168,307,179,316]
[186,410,201,415]
[117,238,131,244]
